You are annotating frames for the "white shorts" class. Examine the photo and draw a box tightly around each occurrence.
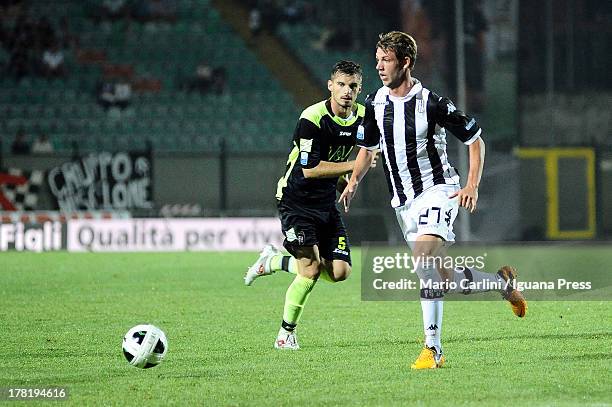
[395,184,460,248]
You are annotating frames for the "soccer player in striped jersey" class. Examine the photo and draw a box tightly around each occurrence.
[340,31,527,369]
[244,61,375,350]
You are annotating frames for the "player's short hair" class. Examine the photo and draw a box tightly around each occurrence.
[377,31,418,70]
[331,60,362,79]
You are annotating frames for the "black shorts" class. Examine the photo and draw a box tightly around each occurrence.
[277,200,351,265]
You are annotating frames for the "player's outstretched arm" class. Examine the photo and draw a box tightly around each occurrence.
[338,147,376,212]
[302,160,355,179]
[449,137,485,213]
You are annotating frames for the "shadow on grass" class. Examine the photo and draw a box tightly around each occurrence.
[305,331,612,349]
[462,332,612,343]
[542,352,612,361]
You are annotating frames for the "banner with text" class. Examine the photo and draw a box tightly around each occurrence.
[67,218,284,252]
[48,151,153,211]
[0,221,64,252]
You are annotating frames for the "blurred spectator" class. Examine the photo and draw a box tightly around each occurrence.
[211,67,227,95]
[192,62,214,93]
[97,80,132,111]
[4,13,65,82]
[114,81,132,109]
[185,63,227,95]
[31,133,54,154]
[246,0,313,32]
[11,128,30,155]
[98,81,116,110]
[249,7,262,37]
[282,0,307,24]
[41,42,66,78]
[312,25,352,51]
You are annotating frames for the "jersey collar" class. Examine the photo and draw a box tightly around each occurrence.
[386,78,423,101]
[325,99,357,126]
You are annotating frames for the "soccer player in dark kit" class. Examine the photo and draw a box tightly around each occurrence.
[245,60,376,350]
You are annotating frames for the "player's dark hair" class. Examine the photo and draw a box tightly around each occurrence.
[331,60,362,79]
[377,31,418,70]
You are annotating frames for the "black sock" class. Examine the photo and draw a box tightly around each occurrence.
[281,256,292,272]
[281,320,297,332]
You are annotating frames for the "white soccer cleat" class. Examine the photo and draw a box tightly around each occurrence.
[244,244,279,286]
[274,328,299,350]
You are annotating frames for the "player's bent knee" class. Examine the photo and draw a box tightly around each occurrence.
[297,258,321,279]
[294,246,322,279]
[413,235,444,258]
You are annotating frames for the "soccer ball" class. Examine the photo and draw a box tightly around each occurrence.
[122,324,168,369]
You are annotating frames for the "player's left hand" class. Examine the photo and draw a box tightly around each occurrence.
[449,185,478,213]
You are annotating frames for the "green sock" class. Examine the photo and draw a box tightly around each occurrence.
[283,274,317,325]
[270,254,297,274]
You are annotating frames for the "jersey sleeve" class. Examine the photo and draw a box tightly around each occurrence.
[294,117,322,169]
[357,94,381,150]
[430,93,482,145]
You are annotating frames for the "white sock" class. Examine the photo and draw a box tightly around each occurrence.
[434,300,443,351]
[421,299,443,351]
[450,267,504,294]
[417,262,444,352]
[421,300,436,347]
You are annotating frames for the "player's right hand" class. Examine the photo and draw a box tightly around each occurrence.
[369,149,380,168]
[338,180,358,213]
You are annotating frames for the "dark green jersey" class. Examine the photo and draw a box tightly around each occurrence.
[276,99,366,208]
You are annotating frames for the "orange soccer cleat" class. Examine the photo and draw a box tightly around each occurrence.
[497,266,528,318]
[410,346,445,370]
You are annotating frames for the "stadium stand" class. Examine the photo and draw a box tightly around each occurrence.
[272,1,521,148]
[275,1,388,94]
[0,0,300,153]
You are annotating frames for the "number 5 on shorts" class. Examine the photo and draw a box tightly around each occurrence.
[337,236,346,250]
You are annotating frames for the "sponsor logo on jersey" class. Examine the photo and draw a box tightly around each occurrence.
[372,101,389,106]
[339,131,352,137]
[285,227,297,242]
[356,125,365,140]
[465,118,476,130]
[445,209,453,226]
[417,99,425,113]
[328,145,353,162]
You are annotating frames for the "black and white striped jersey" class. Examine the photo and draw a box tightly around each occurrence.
[357,79,482,208]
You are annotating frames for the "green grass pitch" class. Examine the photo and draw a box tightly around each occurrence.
[1,250,611,406]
